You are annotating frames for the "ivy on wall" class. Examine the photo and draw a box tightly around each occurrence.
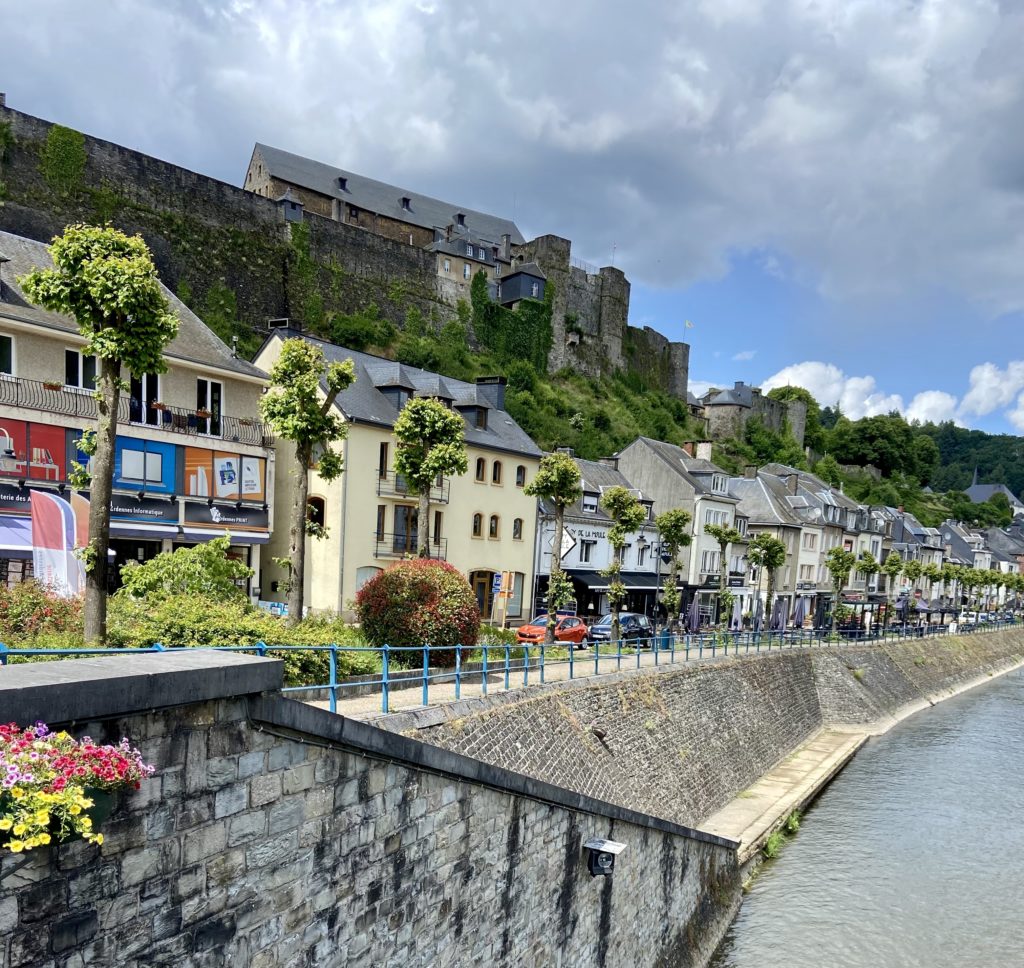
[469,270,553,373]
[39,125,87,196]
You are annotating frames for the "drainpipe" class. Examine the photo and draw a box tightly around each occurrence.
[337,432,350,616]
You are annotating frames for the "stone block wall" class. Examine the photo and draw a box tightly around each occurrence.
[0,653,739,968]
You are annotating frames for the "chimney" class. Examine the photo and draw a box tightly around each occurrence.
[787,474,799,495]
[599,456,619,470]
[0,93,6,108]
[695,441,713,461]
[446,224,453,242]
[744,465,757,479]
[734,381,744,389]
[500,234,511,260]
[682,442,695,457]
[897,505,904,514]
[475,375,507,411]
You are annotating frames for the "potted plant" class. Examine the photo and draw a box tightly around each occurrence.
[42,381,63,392]
[0,722,154,854]
[195,409,212,420]
[151,401,167,411]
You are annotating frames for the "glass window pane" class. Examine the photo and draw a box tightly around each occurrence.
[0,336,12,375]
[65,350,78,387]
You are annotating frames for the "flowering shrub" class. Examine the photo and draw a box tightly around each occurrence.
[0,581,83,643]
[0,722,154,854]
[356,559,480,668]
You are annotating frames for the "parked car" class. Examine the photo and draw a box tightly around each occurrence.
[587,612,654,646]
[515,614,589,648]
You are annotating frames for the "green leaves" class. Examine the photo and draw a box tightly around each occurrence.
[748,532,787,571]
[600,486,647,541]
[393,397,468,492]
[524,451,582,511]
[117,535,252,601]
[19,224,178,375]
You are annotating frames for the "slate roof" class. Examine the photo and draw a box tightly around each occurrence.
[253,144,525,245]
[504,261,547,281]
[0,231,265,380]
[965,482,1024,509]
[984,527,1024,559]
[729,475,802,527]
[269,334,541,458]
[707,382,755,408]
[541,457,650,521]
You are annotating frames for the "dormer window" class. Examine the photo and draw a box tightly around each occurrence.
[475,408,487,430]
[465,242,474,257]
[401,196,411,211]
[582,493,598,514]
[531,282,539,298]
[337,177,348,192]
[455,213,466,227]
[712,474,727,493]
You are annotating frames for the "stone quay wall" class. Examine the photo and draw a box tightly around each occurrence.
[0,652,739,968]
[380,629,1024,828]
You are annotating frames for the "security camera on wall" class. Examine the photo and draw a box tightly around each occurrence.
[584,838,626,877]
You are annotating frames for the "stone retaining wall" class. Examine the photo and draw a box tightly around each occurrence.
[380,629,1024,826]
[0,652,739,968]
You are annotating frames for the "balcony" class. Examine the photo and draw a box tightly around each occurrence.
[373,532,447,561]
[376,470,449,504]
[0,376,271,447]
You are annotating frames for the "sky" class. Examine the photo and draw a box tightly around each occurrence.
[3,0,1024,432]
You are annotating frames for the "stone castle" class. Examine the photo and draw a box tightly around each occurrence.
[0,96,688,399]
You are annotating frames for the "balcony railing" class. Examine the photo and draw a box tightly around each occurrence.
[375,470,449,504]
[373,532,447,561]
[0,376,271,447]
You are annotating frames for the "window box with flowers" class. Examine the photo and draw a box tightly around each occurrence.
[195,409,212,420]
[42,382,63,392]
[1,722,155,855]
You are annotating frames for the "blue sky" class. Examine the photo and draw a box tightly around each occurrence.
[3,0,1024,432]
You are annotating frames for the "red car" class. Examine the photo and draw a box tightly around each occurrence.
[515,614,589,648]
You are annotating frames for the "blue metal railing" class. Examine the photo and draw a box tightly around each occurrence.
[0,618,1014,716]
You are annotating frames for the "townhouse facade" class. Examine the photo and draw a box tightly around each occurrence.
[254,333,540,621]
[532,455,659,620]
[0,231,273,595]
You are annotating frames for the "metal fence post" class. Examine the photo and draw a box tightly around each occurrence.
[483,644,490,694]
[0,642,6,666]
[455,643,462,700]
[382,643,391,714]
[329,644,338,715]
[523,642,528,688]
[539,641,545,684]
[569,641,574,681]
[505,643,511,690]
[255,640,267,658]
[152,641,165,652]
[616,637,622,672]
[423,643,430,708]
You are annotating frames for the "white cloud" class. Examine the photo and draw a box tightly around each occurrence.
[761,362,903,419]
[958,361,1024,417]
[732,350,756,361]
[906,390,959,425]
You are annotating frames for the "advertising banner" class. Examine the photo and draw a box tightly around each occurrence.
[0,420,69,482]
[29,490,84,597]
[185,448,265,503]
[184,501,269,531]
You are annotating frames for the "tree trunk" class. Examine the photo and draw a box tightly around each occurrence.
[831,585,840,636]
[546,504,565,645]
[287,444,310,625]
[417,489,431,558]
[717,539,728,627]
[765,569,776,634]
[668,559,680,624]
[83,359,121,645]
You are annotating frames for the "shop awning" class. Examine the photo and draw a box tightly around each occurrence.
[180,527,270,545]
[563,569,676,592]
[111,523,179,541]
[0,516,31,559]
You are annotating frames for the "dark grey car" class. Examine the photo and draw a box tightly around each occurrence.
[586,612,653,646]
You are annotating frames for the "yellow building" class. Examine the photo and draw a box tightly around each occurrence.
[0,231,273,591]
[254,331,541,621]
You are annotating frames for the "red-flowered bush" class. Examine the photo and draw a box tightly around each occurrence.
[355,559,480,668]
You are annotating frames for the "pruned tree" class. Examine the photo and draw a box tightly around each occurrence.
[748,533,787,632]
[881,552,905,628]
[704,523,743,627]
[655,508,692,625]
[260,338,355,623]
[600,485,647,643]
[393,398,469,560]
[524,452,582,643]
[824,547,857,635]
[20,224,178,643]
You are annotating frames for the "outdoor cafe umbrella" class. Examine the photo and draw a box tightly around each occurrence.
[754,597,765,632]
[791,596,808,628]
[770,598,787,631]
[730,596,743,631]
[687,599,701,633]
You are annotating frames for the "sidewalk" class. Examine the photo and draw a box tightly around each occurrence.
[700,729,867,864]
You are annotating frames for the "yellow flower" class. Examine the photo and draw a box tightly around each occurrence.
[93,833,104,846]
[12,824,26,836]
[7,840,24,853]
[37,833,51,845]
[11,788,24,800]
[0,818,12,831]
[69,805,81,816]
[34,810,49,826]
[79,816,92,829]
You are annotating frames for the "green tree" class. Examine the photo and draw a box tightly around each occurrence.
[815,454,843,487]
[117,536,252,602]
[748,533,787,633]
[766,385,825,452]
[881,553,905,628]
[20,224,179,643]
[600,486,647,642]
[704,523,743,626]
[902,560,924,617]
[393,397,469,560]
[260,338,355,623]
[524,452,583,643]
[824,547,857,635]
[655,508,693,623]
[910,435,940,485]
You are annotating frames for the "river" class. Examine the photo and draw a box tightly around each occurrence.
[710,669,1024,968]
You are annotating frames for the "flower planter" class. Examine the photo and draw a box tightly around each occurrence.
[42,382,62,392]
[195,410,212,420]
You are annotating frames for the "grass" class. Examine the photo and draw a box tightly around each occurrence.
[762,810,801,860]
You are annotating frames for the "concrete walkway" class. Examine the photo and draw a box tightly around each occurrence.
[700,729,868,864]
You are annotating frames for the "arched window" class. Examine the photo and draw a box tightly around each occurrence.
[513,518,523,540]
[492,461,502,484]
[489,514,500,538]
[475,457,486,482]
[515,465,526,487]
[472,513,483,537]
[307,496,326,529]
[355,566,381,590]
